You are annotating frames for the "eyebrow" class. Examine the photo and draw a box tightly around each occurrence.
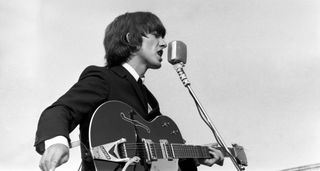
[150,31,163,38]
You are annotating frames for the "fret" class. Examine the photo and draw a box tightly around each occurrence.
[197,146,202,158]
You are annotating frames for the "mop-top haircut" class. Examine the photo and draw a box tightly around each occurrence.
[103,11,166,67]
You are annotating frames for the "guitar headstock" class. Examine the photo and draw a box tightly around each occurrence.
[230,143,248,167]
[217,143,248,168]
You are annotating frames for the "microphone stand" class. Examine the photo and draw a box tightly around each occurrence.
[173,63,245,171]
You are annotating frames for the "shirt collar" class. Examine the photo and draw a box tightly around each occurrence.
[122,63,140,81]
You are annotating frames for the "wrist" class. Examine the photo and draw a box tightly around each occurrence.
[45,136,69,150]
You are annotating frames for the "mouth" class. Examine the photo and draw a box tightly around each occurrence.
[157,50,163,57]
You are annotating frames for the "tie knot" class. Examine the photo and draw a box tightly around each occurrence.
[137,78,143,85]
[138,77,145,85]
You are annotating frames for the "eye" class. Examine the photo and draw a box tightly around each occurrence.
[152,32,161,38]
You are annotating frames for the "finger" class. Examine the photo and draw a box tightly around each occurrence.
[208,150,219,160]
[40,153,51,171]
[43,152,58,171]
[207,145,215,151]
[203,143,218,147]
[44,158,53,171]
[39,160,45,171]
[213,148,224,159]
[210,143,219,147]
[207,145,220,154]
[211,149,224,161]
[48,160,58,171]
[59,152,70,166]
[39,156,44,170]
[208,146,224,157]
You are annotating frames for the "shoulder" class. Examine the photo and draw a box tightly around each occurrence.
[79,65,110,80]
[81,65,108,75]
[79,65,127,82]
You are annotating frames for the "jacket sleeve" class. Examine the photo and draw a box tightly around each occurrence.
[34,66,110,154]
[178,158,199,171]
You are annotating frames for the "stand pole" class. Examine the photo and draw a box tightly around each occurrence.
[174,63,244,171]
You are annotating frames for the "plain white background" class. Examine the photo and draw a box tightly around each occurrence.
[0,0,319,170]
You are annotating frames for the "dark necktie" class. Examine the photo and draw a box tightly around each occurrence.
[137,78,148,105]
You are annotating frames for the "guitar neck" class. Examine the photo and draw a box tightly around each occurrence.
[169,144,233,159]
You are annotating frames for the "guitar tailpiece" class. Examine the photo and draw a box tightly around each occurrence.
[122,156,140,171]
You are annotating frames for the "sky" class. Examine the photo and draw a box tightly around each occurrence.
[0,0,320,170]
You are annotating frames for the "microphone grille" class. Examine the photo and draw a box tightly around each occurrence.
[168,40,187,64]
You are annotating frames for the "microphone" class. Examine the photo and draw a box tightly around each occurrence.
[167,40,187,65]
[167,40,190,87]
[167,40,247,170]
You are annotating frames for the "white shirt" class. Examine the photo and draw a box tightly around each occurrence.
[45,63,141,150]
[122,63,140,81]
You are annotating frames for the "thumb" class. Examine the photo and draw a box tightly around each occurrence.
[50,144,70,169]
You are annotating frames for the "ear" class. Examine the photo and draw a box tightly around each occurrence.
[124,32,142,52]
[125,33,131,43]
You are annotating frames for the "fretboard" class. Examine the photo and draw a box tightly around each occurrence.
[122,142,233,160]
[171,144,211,159]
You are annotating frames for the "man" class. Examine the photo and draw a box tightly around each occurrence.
[35,11,224,171]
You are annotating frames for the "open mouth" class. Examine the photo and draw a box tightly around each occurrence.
[157,50,163,57]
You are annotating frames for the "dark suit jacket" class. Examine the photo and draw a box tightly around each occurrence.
[34,65,197,171]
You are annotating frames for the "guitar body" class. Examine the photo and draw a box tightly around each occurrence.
[89,100,184,171]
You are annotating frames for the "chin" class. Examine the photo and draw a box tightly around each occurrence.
[148,63,162,69]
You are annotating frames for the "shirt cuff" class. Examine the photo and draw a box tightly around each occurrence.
[44,136,69,150]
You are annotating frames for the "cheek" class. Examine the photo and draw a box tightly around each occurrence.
[143,39,157,50]
[144,44,154,52]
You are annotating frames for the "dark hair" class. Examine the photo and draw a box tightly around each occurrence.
[103,11,166,67]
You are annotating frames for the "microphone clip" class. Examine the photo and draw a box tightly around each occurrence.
[173,62,190,87]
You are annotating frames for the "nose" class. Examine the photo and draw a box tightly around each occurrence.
[159,38,167,48]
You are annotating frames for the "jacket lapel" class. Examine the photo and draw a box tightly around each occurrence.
[110,66,148,111]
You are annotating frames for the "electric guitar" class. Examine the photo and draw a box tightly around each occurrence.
[89,100,247,171]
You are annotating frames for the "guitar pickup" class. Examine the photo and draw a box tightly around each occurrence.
[142,139,157,162]
[159,139,174,161]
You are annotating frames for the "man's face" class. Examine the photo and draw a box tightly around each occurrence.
[135,32,167,69]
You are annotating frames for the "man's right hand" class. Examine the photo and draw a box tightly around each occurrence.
[39,144,70,171]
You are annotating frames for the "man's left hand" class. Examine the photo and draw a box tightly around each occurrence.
[198,143,224,167]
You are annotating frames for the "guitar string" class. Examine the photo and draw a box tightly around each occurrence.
[124,143,208,148]
[123,144,209,150]
[123,144,209,152]
[120,144,210,157]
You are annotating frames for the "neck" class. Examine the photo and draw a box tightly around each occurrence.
[126,57,148,77]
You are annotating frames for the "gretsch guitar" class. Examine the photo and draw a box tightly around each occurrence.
[89,100,247,171]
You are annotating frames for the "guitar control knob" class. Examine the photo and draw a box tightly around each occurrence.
[170,130,179,134]
[162,122,170,127]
